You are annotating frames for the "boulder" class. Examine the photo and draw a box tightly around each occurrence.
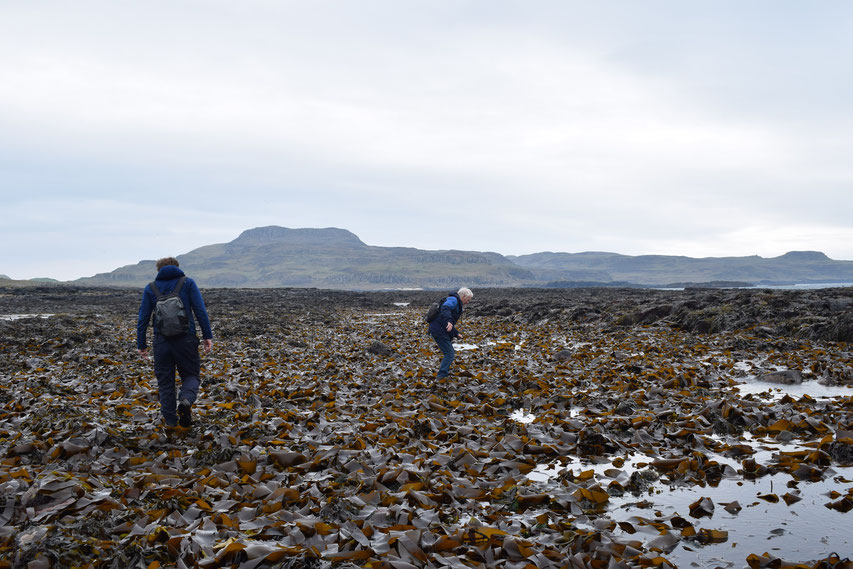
[829,440,853,464]
[367,341,393,357]
[554,349,572,362]
[756,370,802,384]
[775,430,795,443]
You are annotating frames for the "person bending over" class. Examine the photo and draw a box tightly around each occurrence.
[428,287,473,379]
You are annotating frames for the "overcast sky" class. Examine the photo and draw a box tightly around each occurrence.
[2,1,853,281]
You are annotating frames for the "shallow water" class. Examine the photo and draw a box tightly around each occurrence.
[656,283,853,291]
[619,469,853,566]
[510,409,536,424]
[453,341,523,351]
[762,282,853,290]
[0,313,53,321]
[487,328,853,565]
[528,451,853,565]
[516,399,853,566]
[733,377,853,400]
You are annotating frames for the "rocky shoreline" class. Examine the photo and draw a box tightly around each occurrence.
[1,285,852,568]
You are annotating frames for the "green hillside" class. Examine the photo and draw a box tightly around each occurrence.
[70,226,853,289]
[76,226,535,289]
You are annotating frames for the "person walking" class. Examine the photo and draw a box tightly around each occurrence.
[137,257,213,428]
[428,287,473,379]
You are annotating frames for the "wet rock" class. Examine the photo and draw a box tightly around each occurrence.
[618,304,674,326]
[625,470,659,495]
[751,326,777,338]
[577,429,619,456]
[756,370,802,384]
[554,349,572,361]
[776,430,795,443]
[827,298,853,312]
[24,358,46,369]
[824,314,853,342]
[829,441,853,464]
[366,341,393,357]
[818,364,853,385]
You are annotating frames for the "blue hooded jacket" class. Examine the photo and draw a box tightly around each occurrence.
[428,292,463,339]
[136,265,213,349]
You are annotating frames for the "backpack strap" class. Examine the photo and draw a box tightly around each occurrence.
[150,277,186,299]
[173,276,187,296]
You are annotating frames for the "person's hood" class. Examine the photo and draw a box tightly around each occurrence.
[155,265,186,281]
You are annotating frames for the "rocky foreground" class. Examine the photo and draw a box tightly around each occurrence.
[1,285,852,569]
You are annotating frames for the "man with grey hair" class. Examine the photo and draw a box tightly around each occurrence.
[428,287,473,379]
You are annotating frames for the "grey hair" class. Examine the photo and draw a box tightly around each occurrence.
[457,287,473,300]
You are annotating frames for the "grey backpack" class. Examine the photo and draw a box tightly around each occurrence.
[150,277,189,337]
[425,296,446,323]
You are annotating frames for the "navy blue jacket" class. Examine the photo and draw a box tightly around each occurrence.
[428,293,463,339]
[136,265,213,349]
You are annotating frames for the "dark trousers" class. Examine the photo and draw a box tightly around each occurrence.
[153,334,201,425]
[431,332,455,379]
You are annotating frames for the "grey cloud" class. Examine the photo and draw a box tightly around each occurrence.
[2,1,853,279]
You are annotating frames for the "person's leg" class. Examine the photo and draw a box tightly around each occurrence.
[153,338,178,426]
[174,335,202,404]
[174,335,201,427]
[433,334,455,379]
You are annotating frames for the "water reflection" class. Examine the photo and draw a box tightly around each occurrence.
[613,469,853,566]
[516,406,853,564]
[733,377,853,400]
[0,313,53,321]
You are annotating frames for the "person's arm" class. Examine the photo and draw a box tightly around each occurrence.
[440,297,459,334]
[187,279,213,352]
[137,286,154,358]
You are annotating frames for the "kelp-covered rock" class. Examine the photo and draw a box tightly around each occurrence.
[1,284,852,567]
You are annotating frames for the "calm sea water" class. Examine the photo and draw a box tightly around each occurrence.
[658,283,852,291]
[761,282,853,290]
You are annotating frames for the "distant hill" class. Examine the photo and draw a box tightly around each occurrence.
[69,226,853,289]
[75,226,535,289]
[0,274,49,281]
[0,275,61,286]
[508,249,853,286]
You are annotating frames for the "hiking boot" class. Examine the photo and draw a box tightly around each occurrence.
[177,399,192,428]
